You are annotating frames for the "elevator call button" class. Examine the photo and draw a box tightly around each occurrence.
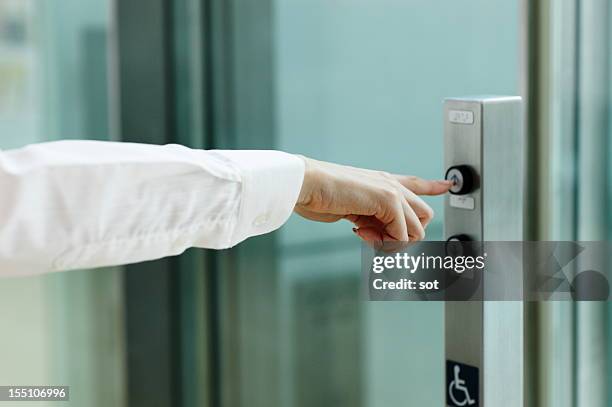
[445,165,474,195]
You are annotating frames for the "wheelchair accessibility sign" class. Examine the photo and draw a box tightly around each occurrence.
[446,360,479,407]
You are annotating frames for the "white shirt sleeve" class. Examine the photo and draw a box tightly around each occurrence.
[0,140,305,276]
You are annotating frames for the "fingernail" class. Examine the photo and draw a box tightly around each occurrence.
[438,180,453,185]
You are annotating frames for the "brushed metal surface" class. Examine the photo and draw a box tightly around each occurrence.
[444,96,524,407]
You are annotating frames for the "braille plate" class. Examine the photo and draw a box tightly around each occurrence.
[449,195,475,210]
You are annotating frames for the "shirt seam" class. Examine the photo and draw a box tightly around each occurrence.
[2,147,240,183]
[51,218,231,270]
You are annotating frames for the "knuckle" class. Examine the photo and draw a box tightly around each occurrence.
[391,178,404,189]
[424,206,435,221]
[414,228,426,241]
[379,187,399,201]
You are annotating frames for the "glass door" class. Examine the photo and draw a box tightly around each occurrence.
[277,1,520,406]
[208,1,521,406]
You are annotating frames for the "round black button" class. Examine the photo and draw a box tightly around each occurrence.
[445,234,473,257]
[446,234,472,242]
[445,165,474,195]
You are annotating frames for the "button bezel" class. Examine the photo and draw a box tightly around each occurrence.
[445,165,475,195]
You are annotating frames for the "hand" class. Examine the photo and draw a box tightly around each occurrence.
[295,156,452,242]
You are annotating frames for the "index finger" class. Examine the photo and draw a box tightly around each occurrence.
[395,175,452,196]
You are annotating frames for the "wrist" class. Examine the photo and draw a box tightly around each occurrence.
[295,155,314,207]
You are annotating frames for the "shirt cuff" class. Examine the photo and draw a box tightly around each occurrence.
[211,150,305,246]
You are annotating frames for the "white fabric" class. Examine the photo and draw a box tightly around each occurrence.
[0,140,305,276]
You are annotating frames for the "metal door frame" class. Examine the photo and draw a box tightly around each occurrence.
[522,1,609,406]
[112,0,213,405]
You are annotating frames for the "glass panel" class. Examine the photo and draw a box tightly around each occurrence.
[545,1,610,405]
[0,1,124,405]
[274,1,519,405]
[608,48,612,399]
[609,72,612,407]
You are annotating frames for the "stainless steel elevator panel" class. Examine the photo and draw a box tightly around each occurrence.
[444,96,524,407]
